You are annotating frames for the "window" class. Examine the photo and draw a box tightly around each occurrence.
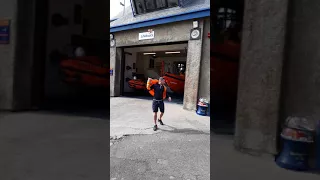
[145,0,156,12]
[156,0,167,9]
[167,0,179,8]
[174,62,186,74]
[134,0,146,14]
[217,8,237,30]
[132,0,179,15]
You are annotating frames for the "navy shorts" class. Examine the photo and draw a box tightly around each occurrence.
[152,100,164,113]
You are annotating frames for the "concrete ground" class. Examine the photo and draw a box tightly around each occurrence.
[111,97,320,180]
[0,111,109,180]
[0,96,318,179]
[110,97,210,179]
[210,135,320,179]
[110,132,210,180]
[110,97,210,138]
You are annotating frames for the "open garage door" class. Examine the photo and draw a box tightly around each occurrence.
[211,0,244,134]
[31,0,109,117]
[121,43,188,104]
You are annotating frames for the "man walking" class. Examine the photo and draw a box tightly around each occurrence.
[147,77,172,131]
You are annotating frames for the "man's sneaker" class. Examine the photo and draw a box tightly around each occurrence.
[153,125,158,131]
[158,119,164,125]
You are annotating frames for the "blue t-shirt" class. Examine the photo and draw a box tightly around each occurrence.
[150,84,165,100]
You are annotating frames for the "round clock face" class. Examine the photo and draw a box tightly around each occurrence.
[110,40,115,47]
[191,29,200,39]
[110,34,114,40]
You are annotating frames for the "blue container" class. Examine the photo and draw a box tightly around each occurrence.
[276,137,311,171]
[196,105,208,116]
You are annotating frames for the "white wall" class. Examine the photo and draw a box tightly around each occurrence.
[123,49,137,93]
[155,57,186,74]
[139,55,186,79]
[45,0,85,98]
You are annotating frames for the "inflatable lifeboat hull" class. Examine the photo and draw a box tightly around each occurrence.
[163,73,185,94]
[60,56,109,88]
[128,79,147,91]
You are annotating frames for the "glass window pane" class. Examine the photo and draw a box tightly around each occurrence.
[156,0,167,9]
[167,0,179,8]
[134,0,146,14]
[145,0,156,12]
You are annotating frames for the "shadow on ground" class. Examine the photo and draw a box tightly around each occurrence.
[159,125,210,135]
[210,105,236,135]
[37,91,109,119]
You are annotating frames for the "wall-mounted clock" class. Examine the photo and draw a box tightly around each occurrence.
[110,39,116,47]
[190,28,201,40]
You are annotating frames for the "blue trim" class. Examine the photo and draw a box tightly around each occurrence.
[110,8,210,33]
[130,0,136,17]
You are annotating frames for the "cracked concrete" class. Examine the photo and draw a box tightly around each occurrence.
[110,97,210,138]
[110,97,210,179]
[110,132,210,180]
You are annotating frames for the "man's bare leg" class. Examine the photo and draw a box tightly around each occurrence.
[153,112,158,125]
[159,112,164,125]
[159,112,164,120]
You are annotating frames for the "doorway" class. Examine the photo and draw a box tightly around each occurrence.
[120,43,188,104]
[210,0,245,134]
[31,0,109,118]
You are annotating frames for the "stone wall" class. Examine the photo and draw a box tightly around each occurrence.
[0,0,18,110]
[198,17,210,102]
[282,0,320,126]
[234,0,289,155]
[111,19,210,110]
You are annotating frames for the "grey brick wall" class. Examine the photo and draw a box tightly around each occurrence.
[0,0,17,110]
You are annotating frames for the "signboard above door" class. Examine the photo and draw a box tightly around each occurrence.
[139,30,154,40]
[0,19,10,44]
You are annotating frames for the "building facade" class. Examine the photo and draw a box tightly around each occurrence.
[110,0,210,110]
[234,0,320,155]
[0,0,319,156]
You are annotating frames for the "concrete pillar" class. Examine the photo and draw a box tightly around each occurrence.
[0,0,18,110]
[110,47,122,97]
[183,20,204,110]
[234,0,289,155]
[0,0,38,110]
[282,0,320,126]
[198,18,210,102]
[12,0,37,110]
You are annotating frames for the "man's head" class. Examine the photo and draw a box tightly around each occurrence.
[159,77,165,85]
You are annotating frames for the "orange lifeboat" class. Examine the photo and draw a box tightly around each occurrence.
[128,79,147,91]
[163,73,185,94]
[59,56,109,88]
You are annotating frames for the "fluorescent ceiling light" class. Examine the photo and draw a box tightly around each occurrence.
[143,52,156,55]
[165,51,181,54]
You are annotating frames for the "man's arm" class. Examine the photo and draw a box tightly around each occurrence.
[146,78,153,90]
[165,87,172,101]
